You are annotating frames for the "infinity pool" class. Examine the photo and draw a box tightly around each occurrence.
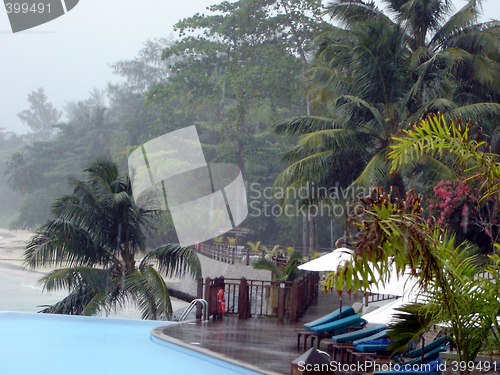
[0,312,267,375]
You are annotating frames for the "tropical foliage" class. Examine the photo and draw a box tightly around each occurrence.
[252,245,303,281]
[274,0,500,202]
[322,113,500,372]
[24,159,201,320]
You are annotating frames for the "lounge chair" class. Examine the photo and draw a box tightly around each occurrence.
[400,344,449,367]
[303,306,355,330]
[354,338,394,353]
[397,336,447,361]
[296,306,363,350]
[308,314,365,334]
[331,324,387,343]
[327,326,387,362]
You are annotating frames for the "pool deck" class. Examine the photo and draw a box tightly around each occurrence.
[155,290,362,375]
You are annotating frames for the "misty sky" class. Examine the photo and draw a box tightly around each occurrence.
[1,0,500,134]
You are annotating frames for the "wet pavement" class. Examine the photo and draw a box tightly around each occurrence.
[160,289,362,374]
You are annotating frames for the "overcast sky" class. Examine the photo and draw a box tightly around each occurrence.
[1,0,500,134]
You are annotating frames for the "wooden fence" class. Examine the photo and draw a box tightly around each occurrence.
[195,242,327,266]
[197,271,320,322]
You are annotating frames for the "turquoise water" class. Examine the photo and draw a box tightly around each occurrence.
[0,312,264,375]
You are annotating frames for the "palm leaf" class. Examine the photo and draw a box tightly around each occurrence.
[142,244,202,279]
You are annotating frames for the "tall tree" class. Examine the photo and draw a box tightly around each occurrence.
[18,88,62,141]
[144,0,329,246]
[24,159,201,319]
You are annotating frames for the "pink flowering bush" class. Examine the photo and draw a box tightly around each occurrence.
[428,178,499,253]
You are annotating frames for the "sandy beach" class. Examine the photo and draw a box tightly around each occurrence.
[0,228,188,319]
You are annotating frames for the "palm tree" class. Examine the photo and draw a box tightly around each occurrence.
[24,159,201,320]
[274,0,500,200]
[4,150,41,196]
[253,247,303,281]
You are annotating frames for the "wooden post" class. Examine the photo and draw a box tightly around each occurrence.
[278,282,286,322]
[231,246,235,265]
[196,277,203,319]
[239,277,248,319]
[204,277,213,318]
[246,248,250,266]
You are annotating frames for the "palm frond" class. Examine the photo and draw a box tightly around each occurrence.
[274,116,336,136]
[126,267,172,320]
[142,244,202,279]
[253,257,284,279]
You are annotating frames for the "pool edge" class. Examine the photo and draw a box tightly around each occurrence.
[151,321,284,375]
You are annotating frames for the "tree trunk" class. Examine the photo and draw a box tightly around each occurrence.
[309,207,317,255]
[389,172,406,199]
[302,212,308,257]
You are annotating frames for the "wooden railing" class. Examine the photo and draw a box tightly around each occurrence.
[197,272,320,322]
[196,242,261,265]
[195,241,317,266]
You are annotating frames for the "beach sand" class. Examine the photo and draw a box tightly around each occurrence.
[0,228,188,319]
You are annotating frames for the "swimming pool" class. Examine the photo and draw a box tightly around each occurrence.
[0,312,268,375]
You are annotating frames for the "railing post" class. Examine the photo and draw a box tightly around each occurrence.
[196,277,203,319]
[277,282,286,322]
[246,248,250,266]
[290,279,300,322]
[231,246,235,264]
[238,277,249,319]
[204,277,213,318]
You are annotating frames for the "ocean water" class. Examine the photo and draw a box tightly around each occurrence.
[0,261,187,319]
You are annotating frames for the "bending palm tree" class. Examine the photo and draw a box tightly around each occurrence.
[24,159,201,320]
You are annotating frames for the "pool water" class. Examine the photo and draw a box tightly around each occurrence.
[0,312,266,375]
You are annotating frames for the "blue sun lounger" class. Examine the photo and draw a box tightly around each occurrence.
[354,338,393,353]
[308,314,365,334]
[331,324,387,343]
[401,344,449,367]
[328,326,388,362]
[352,329,388,345]
[401,337,447,359]
[303,306,355,330]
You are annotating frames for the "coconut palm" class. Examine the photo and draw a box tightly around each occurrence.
[24,159,201,320]
[274,0,500,200]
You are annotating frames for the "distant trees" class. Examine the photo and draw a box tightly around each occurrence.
[0,129,24,226]
[18,88,62,141]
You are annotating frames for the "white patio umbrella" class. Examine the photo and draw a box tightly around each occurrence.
[298,247,354,272]
[369,268,421,298]
[298,247,355,318]
[363,293,424,325]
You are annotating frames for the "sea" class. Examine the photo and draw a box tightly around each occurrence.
[0,259,187,319]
